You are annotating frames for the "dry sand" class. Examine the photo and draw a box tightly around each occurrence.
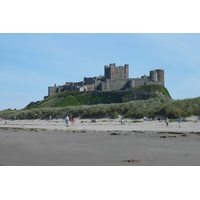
[0,116,200,166]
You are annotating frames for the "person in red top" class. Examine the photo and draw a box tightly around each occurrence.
[71,117,75,126]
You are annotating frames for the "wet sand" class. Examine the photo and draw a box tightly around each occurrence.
[1,117,200,166]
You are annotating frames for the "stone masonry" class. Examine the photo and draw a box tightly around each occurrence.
[45,63,164,98]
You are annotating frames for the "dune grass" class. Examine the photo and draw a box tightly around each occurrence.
[1,96,200,120]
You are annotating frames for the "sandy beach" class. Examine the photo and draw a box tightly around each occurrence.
[0,116,200,166]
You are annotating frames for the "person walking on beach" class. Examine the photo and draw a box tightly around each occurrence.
[71,117,75,126]
[65,116,69,127]
[121,119,125,124]
[178,117,182,128]
[165,117,169,127]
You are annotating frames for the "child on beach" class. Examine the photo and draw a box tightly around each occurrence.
[71,117,75,126]
[165,117,169,127]
[178,117,182,128]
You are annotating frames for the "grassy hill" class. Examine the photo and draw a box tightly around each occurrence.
[1,96,200,120]
[2,85,200,120]
[129,85,171,98]
[25,85,171,109]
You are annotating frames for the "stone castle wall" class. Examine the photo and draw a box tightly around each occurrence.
[45,63,164,98]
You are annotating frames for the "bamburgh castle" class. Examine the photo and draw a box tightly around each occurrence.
[45,63,164,98]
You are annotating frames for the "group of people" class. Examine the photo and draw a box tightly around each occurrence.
[143,116,152,121]
[165,117,182,128]
[64,115,183,128]
[64,116,75,127]
[121,116,183,128]
[92,118,98,123]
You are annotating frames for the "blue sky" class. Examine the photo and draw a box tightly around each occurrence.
[1,0,200,111]
[1,33,200,110]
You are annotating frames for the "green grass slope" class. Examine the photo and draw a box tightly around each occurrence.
[130,85,171,98]
[25,85,171,109]
[4,85,191,120]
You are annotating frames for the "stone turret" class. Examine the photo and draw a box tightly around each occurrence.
[149,70,158,81]
[156,69,164,85]
[149,69,164,84]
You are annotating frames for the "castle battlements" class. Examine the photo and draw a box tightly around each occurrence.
[45,63,164,98]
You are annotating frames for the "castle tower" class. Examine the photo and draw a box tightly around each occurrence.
[156,69,164,85]
[104,63,129,80]
[109,63,116,79]
[149,70,158,81]
[124,64,129,79]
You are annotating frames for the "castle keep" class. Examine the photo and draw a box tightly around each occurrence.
[46,63,164,98]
